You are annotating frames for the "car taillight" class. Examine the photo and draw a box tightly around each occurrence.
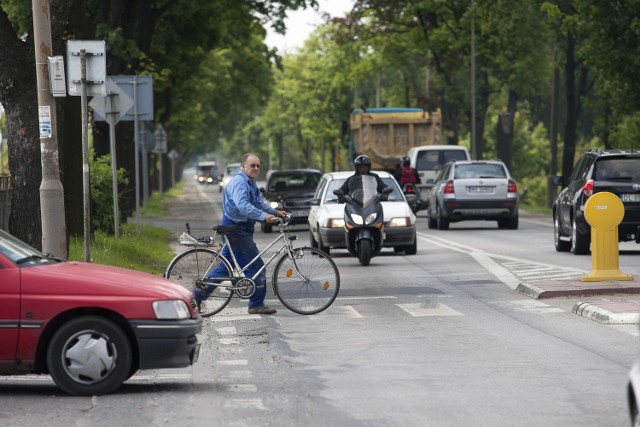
[508,179,517,193]
[444,180,454,194]
[582,179,594,197]
[406,186,414,193]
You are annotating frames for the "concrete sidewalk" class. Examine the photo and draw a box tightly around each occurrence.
[517,278,640,324]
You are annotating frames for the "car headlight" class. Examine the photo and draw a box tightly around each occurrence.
[153,300,190,319]
[388,217,412,227]
[365,213,377,225]
[270,201,281,209]
[326,218,345,228]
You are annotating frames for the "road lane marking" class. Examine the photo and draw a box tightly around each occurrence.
[218,360,249,366]
[396,303,463,317]
[223,399,266,410]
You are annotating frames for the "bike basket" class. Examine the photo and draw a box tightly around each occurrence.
[178,232,215,247]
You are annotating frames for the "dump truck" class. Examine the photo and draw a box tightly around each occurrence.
[349,107,442,171]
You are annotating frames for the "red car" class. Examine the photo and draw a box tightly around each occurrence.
[0,228,203,396]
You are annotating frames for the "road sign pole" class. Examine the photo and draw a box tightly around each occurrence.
[133,76,141,233]
[106,92,120,238]
[80,50,91,262]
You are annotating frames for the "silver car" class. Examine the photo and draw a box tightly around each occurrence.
[426,160,519,230]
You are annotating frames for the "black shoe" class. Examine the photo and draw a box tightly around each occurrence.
[248,306,277,315]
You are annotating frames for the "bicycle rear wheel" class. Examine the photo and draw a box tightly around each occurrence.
[165,248,233,317]
[272,247,340,315]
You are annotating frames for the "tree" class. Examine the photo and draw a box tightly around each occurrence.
[0,0,316,245]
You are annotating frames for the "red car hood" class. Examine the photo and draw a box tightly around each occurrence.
[21,261,191,300]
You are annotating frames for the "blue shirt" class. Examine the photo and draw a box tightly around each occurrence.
[222,170,276,225]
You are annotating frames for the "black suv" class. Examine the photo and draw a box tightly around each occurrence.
[260,169,322,233]
[552,148,640,254]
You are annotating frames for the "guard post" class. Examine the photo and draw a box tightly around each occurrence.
[579,191,633,282]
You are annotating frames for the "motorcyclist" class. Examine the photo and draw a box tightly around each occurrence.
[394,156,422,208]
[339,155,388,197]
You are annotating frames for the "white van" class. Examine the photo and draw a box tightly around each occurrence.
[406,145,471,206]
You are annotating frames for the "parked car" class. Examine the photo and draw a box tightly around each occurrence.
[0,228,203,396]
[221,162,241,189]
[426,160,519,230]
[308,170,417,255]
[552,148,640,254]
[260,169,322,232]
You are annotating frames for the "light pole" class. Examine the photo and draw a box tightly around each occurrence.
[470,0,477,160]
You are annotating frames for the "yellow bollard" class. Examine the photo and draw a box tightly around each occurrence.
[579,192,633,282]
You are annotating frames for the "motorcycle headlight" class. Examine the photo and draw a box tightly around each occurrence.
[365,213,377,225]
[153,300,190,319]
[351,213,364,225]
[388,217,412,227]
[270,201,280,209]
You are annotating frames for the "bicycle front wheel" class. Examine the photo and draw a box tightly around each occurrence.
[272,247,340,315]
[165,248,233,317]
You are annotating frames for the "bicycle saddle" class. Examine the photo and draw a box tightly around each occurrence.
[213,224,237,234]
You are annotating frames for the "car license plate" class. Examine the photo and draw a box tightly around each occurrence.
[621,194,640,202]
[467,186,495,193]
[290,209,308,216]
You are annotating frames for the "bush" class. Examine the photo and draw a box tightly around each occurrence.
[90,153,129,234]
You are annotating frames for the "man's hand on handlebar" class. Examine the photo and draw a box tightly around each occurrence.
[265,210,288,224]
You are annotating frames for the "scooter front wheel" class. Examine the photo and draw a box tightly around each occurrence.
[358,239,372,266]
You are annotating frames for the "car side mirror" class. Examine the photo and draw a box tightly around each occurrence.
[382,187,392,194]
[551,176,564,186]
[333,189,344,196]
[259,187,265,194]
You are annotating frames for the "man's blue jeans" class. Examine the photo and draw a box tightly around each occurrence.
[197,222,267,309]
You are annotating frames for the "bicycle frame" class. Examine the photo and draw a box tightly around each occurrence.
[203,222,306,287]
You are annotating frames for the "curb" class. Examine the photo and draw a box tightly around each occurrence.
[572,302,640,325]
[516,280,640,299]
[517,280,640,325]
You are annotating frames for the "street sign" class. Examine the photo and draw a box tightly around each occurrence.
[167,149,179,161]
[153,124,167,153]
[66,40,106,97]
[110,75,154,121]
[48,56,67,97]
[89,78,135,124]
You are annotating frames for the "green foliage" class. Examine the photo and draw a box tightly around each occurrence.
[90,153,128,235]
[609,113,640,150]
[68,223,173,275]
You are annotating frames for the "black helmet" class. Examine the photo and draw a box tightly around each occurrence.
[353,155,372,173]
[402,156,411,167]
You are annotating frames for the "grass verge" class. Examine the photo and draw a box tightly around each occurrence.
[68,181,184,275]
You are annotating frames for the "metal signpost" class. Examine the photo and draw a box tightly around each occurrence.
[153,124,167,193]
[89,79,135,238]
[167,149,179,188]
[91,75,153,232]
[66,40,106,262]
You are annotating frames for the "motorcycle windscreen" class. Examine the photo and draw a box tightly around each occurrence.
[347,175,379,208]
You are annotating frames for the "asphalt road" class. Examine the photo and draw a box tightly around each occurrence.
[1,178,638,427]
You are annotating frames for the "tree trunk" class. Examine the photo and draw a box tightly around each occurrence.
[0,8,42,247]
[562,34,578,178]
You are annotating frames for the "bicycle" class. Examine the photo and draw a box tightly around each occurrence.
[164,214,340,316]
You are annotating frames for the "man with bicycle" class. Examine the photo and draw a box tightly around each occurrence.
[199,153,287,314]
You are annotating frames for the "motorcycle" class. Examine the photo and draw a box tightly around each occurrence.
[333,175,392,266]
[401,182,421,214]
